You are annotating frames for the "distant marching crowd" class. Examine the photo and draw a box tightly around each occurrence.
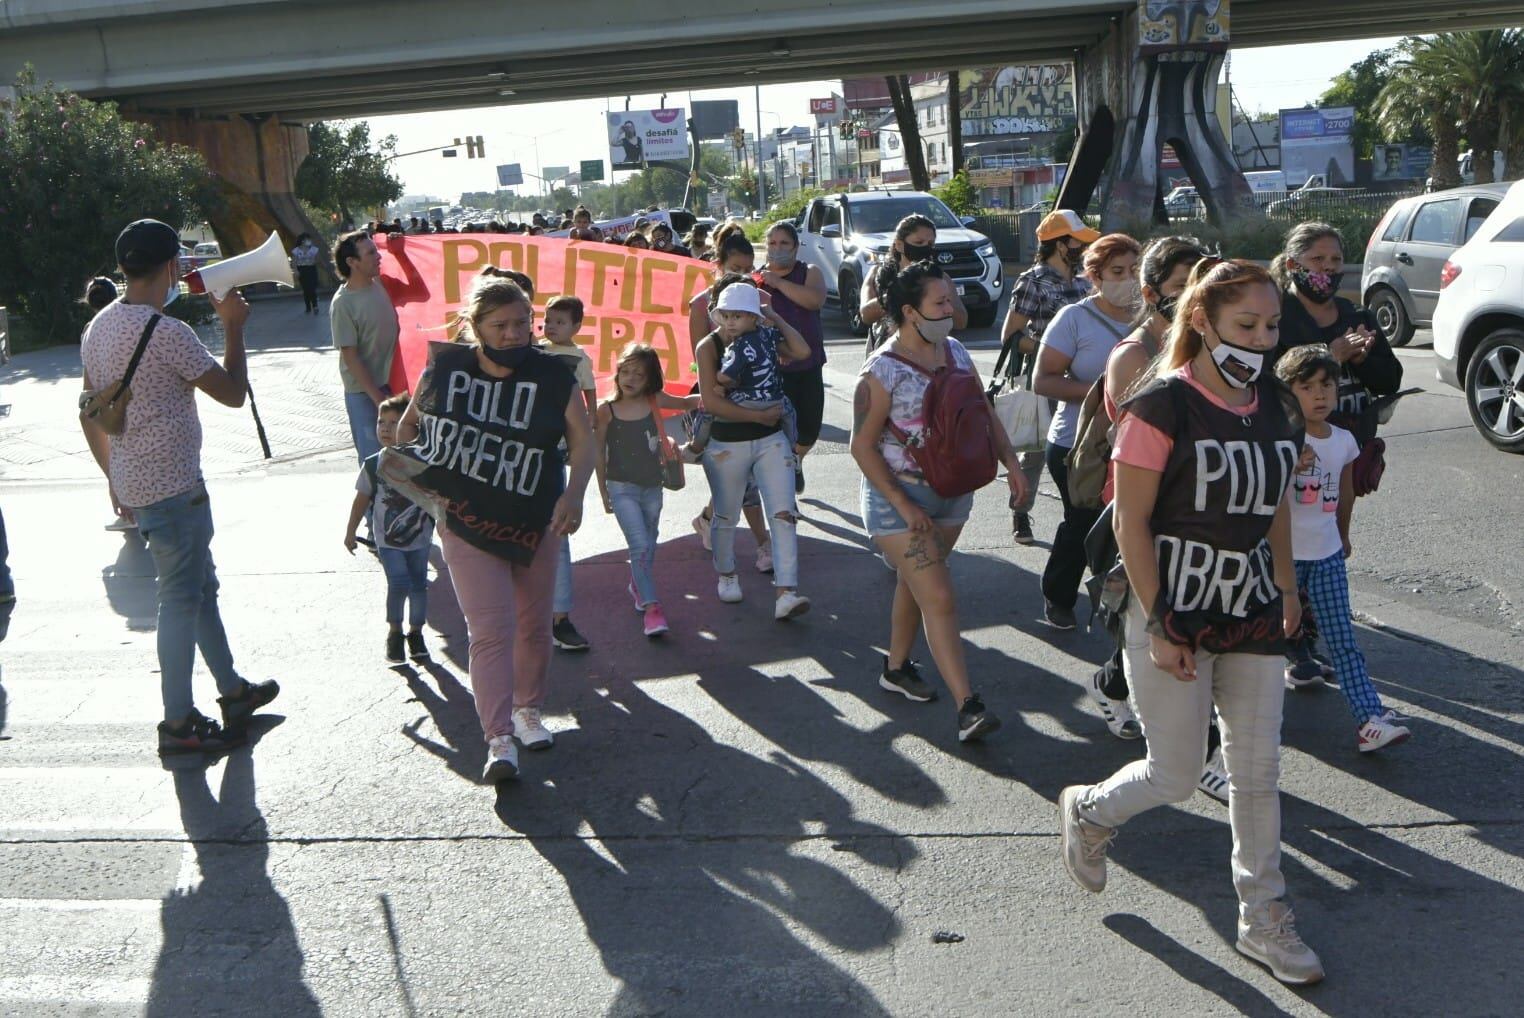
[69,201,1415,986]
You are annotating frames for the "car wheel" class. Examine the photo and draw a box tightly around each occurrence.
[1368,286,1414,347]
[1463,328,1524,454]
[967,305,998,330]
[839,271,868,337]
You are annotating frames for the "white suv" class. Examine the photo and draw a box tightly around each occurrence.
[1432,179,1524,453]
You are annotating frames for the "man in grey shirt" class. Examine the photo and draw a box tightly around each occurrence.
[329,229,399,462]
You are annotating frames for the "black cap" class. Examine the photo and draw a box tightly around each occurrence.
[115,219,181,272]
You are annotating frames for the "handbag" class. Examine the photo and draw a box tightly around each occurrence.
[78,314,160,436]
[985,328,1051,453]
[649,396,685,491]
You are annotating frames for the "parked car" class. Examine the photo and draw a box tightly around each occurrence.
[1431,179,1524,453]
[794,190,1003,334]
[1264,186,1359,217]
[1163,186,1202,217]
[1362,183,1507,347]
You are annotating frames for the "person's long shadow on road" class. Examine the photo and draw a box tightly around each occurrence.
[499,676,904,1016]
[399,659,486,781]
[147,730,321,1016]
[101,532,157,632]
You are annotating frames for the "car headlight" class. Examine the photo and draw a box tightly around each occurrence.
[977,244,995,258]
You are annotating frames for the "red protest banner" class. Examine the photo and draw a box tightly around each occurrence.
[379,234,714,399]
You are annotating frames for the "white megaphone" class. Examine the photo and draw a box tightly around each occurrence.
[183,231,295,299]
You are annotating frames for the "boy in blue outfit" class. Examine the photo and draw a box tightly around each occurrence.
[682,282,800,458]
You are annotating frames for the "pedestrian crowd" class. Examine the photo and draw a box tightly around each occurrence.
[66,200,1416,987]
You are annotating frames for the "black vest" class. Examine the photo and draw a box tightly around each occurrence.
[405,342,574,564]
[1123,373,1303,654]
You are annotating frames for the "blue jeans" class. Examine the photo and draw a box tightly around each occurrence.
[133,485,245,722]
[701,431,799,587]
[344,390,381,463]
[608,480,663,607]
[859,474,974,538]
[379,546,429,628]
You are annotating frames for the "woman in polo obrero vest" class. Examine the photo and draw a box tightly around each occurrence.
[1057,259,1327,987]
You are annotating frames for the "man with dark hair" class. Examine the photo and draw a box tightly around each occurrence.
[330,229,399,464]
[79,219,279,753]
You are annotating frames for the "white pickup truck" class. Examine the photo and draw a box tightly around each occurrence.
[793,190,1004,334]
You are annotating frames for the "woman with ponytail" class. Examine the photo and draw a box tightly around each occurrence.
[1058,259,1325,987]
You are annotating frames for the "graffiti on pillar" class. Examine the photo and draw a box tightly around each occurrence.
[1138,0,1230,53]
[959,65,1076,137]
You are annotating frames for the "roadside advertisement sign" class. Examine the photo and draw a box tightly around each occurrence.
[382,233,708,400]
[496,164,523,187]
[1279,106,1355,187]
[607,109,688,170]
[810,97,838,116]
[1373,143,1433,181]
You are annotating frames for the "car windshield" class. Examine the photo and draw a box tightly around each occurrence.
[848,197,962,235]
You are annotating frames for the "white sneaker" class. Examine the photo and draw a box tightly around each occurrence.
[1357,713,1411,753]
[1089,669,1141,739]
[692,512,712,551]
[1058,785,1114,893]
[482,736,519,783]
[1236,901,1325,985]
[755,541,774,574]
[774,590,811,620]
[717,574,743,603]
[512,707,554,751]
[1197,746,1229,804]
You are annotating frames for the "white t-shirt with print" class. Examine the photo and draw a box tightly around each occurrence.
[1289,424,1359,562]
[861,337,976,475]
[80,300,216,509]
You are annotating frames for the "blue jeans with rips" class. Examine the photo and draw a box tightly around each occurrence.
[132,485,246,722]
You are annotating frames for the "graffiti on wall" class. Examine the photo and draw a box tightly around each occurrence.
[1138,0,1231,53]
[959,64,1076,136]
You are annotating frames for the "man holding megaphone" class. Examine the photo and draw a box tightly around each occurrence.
[79,218,281,755]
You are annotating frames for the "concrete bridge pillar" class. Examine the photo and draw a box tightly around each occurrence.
[1073,6,1253,231]
[123,111,334,282]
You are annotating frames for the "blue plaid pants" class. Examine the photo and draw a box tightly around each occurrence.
[1296,552,1385,725]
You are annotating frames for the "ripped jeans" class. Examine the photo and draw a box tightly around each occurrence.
[700,430,799,587]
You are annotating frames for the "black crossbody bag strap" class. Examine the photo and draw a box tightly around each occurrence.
[109,314,162,403]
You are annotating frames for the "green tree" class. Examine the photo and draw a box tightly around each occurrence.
[933,169,980,216]
[1319,48,1402,158]
[0,68,221,342]
[296,122,403,224]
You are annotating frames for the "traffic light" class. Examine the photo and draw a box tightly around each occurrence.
[839,120,853,142]
[456,136,485,159]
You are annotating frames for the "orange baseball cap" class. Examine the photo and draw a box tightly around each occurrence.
[1036,209,1101,244]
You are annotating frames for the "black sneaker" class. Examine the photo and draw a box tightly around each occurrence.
[879,657,938,703]
[1044,600,1077,630]
[957,695,1001,743]
[552,617,591,652]
[406,630,430,661]
[386,630,406,664]
[158,711,243,755]
[1012,512,1035,545]
[795,464,806,494]
[217,679,280,734]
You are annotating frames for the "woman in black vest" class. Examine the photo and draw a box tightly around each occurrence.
[1057,260,1326,986]
[395,274,594,785]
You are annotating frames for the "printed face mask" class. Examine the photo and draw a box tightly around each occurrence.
[1206,324,1264,389]
[1290,268,1343,304]
[1153,293,1179,321]
[902,241,935,262]
[914,311,955,344]
[480,342,534,369]
[1100,278,1142,311]
[1064,245,1087,269]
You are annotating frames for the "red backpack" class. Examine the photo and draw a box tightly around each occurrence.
[882,351,1000,497]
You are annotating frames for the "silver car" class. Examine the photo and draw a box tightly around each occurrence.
[1362,184,1508,346]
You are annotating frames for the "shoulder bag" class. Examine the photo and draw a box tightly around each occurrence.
[78,314,161,436]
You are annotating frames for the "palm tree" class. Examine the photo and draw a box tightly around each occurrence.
[1378,39,1463,189]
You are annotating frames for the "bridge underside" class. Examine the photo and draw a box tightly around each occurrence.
[5,0,1524,121]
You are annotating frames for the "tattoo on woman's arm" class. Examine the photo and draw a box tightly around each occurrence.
[853,379,872,433]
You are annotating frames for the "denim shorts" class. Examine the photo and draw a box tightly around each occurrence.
[860,475,974,537]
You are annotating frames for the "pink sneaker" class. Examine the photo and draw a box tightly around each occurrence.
[643,603,669,637]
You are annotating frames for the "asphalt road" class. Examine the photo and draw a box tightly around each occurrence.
[1,297,1521,1016]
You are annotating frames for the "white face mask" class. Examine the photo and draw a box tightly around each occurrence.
[164,280,180,308]
[1099,278,1142,311]
[914,311,955,344]
[1206,325,1264,389]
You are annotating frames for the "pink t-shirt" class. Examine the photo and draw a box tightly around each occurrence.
[80,300,216,508]
[1111,363,1261,474]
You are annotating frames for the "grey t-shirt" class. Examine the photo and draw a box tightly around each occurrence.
[330,282,399,394]
[1040,296,1131,448]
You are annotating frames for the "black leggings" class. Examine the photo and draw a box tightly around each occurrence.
[1041,441,1102,612]
[781,367,825,449]
[297,265,319,311]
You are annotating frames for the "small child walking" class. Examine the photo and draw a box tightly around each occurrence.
[595,343,700,637]
[345,393,435,664]
[539,294,599,652]
[1276,345,1410,752]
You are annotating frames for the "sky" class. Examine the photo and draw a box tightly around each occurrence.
[366,37,1402,203]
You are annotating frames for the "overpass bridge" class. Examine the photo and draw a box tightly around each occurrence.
[5,0,1523,253]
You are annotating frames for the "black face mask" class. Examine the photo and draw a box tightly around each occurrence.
[1290,268,1343,304]
[481,342,534,369]
[1154,294,1179,322]
[902,241,935,263]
